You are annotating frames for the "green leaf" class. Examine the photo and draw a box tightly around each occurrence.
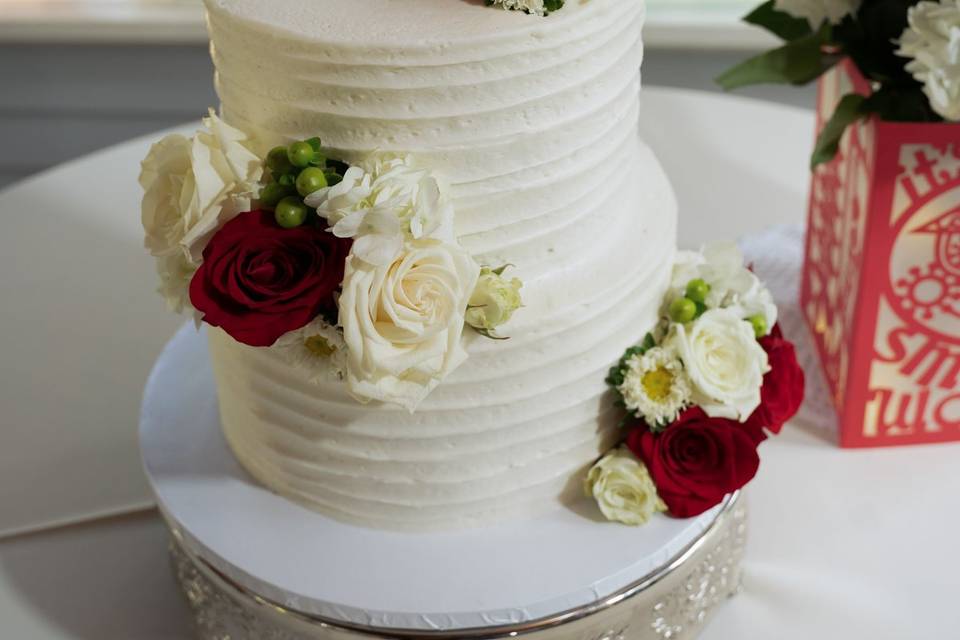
[743,0,813,42]
[810,93,867,168]
[716,25,838,91]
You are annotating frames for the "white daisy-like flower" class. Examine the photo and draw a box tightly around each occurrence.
[491,0,548,17]
[272,317,348,383]
[617,346,692,428]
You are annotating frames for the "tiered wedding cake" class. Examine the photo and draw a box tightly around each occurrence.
[139,1,805,636]
[201,0,677,529]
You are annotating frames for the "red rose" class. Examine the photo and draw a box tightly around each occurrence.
[626,408,762,518]
[746,328,805,434]
[189,210,351,347]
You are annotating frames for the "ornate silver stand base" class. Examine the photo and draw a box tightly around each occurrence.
[169,496,746,640]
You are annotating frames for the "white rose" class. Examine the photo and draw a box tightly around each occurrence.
[584,447,666,526]
[305,156,453,266]
[897,0,960,121]
[773,0,861,28]
[139,110,262,266]
[339,239,480,411]
[666,308,769,422]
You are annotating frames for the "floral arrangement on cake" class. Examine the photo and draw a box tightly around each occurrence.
[486,0,565,16]
[139,111,523,411]
[585,244,805,524]
[718,0,960,166]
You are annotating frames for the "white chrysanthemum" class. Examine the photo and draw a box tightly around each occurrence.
[304,156,453,266]
[491,0,548,17]
[897,0,960,121]
[667,243,777,335]
[773,0,861,28]
[618,347,692,428]
[272,317,348,383]
[584,446,667,526]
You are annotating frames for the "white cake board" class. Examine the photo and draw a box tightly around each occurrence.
[140,323,732,632]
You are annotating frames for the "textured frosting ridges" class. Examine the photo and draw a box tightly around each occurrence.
[203,0,678,529]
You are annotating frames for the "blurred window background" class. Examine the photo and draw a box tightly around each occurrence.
[0,0,807,189]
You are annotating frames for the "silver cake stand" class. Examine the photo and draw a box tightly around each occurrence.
[141,324,747,640]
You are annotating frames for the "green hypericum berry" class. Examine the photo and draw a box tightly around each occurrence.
[267,146,294,174]
[669,297,698,323]
[296,167,328,197]
[305,136,323,152]
[274,196,308,229]
[685,278,710,304]
[277,173,297,187]
[259,182,291,208]
[287,141,315,168]
[748,313,768,338]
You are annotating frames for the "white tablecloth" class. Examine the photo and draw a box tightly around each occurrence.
[1,88,957,639]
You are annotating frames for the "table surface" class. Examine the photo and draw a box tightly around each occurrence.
[2,88,958,640]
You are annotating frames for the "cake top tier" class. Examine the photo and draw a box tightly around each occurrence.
[204,0,627,50]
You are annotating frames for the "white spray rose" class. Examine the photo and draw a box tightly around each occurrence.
[773,0,861,28]
[584,447,667,526]
[666,308,770,422]
[305,156,453,266]
[897,0,960,121]
[140,110,262,264]
[339,239,480,411]
[155,251,196,314]
[465,266,523,335]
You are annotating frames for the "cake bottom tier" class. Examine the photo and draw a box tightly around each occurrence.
[208,141,677,531]
[169,495,746,640]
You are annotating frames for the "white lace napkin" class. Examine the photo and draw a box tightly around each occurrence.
[740,224,838,440]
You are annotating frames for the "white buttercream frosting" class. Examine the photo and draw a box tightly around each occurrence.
[203,0,678,530]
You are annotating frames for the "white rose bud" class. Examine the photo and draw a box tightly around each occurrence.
[584,447,667,526]
[666,308,770,422]
[465,266,523,336]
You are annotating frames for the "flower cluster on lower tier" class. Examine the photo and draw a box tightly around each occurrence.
[586,244,805,524]
[139,113,523,412]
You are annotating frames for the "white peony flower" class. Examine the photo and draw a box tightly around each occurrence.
[773,0,861,28]
[491,0,548,16]
[465,266,523,335]
[339,239,481,411]
[617,346,692,428]
[666,308,770,422]
[668,243,777,335]
[897,0,960,121]
[272,316,348,383]
[140,110,262,267]
[305,156,453,266]
[584,446,667,526]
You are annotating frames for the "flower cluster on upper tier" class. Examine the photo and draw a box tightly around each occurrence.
[485,0,564,17]
[139,114,523,412]
[587,244,805,524]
